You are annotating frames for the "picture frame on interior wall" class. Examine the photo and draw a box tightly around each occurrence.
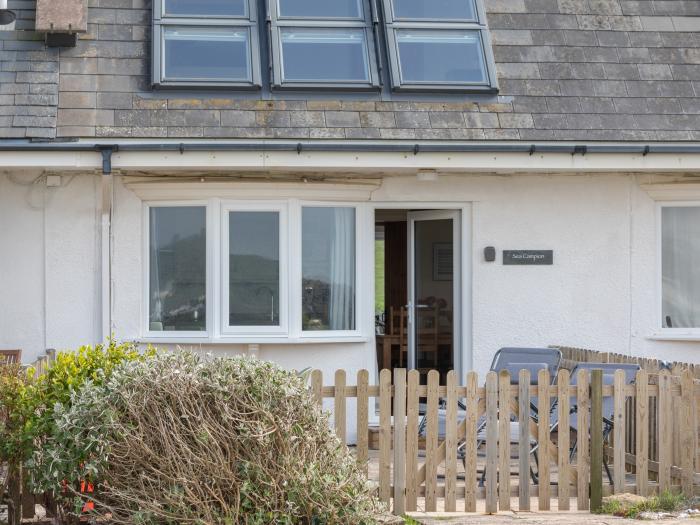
[652,200,700,341]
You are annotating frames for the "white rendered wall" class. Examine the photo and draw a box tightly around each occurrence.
[0,173,101,363]
[3,170,700,375]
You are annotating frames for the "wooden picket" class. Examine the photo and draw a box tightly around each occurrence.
[307,365,700,517]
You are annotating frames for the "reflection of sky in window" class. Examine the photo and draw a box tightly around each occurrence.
[164,0,246,16]
[281,29,369,81]
[164,28,250,81]
[392,0,476,20]
[229,212,279,259]
[151,207,205,248]
[302,208,355,282]
[397,30,486,83]
[279,0,362,18]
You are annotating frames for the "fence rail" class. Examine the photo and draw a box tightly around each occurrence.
[313,367,700,515]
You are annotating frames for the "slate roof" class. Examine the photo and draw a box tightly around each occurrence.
[2,0,700,141]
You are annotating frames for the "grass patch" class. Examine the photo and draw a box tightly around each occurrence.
[402,518,421,525]
[597,491,687,518]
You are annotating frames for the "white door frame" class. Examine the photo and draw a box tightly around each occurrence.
[370,203,472,380]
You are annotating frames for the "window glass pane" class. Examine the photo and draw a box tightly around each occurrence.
[163,27,251,81]
[278,0,362,19]
[164,0,246,17]
[302,207,356,331]
[391,0,476,20]
[229,212,280,327]
[396,29,487,84]
[281,28,369,82]
[662,207,700,329]
[149,207,206,332]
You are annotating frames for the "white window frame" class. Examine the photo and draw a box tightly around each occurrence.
[143,201,213,339]
[221,201,289,336]
[297,201,363,339]
[142,198,364,342]
[656,201,700,338]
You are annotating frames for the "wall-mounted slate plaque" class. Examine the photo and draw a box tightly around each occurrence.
[503,250,553,265]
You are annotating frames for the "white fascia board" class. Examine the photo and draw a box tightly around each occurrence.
[3,148,700,173]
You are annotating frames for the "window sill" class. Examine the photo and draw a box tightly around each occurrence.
[647,332,700,342]
[135,336,370,345]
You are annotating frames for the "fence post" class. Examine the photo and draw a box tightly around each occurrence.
[406,370,420,512]
[537,369,550,511]
[311,370,323,408]
[334,370,346,445]
[681,370,695,495]
[464,371,478,513]
[379,369,392,505]
[518,368,531,511]
[577,369,590,510]
[590,369,603,512]
[635,369,649,497]
[613,370,626,494]
[445,370,458,512]
[658,371,672,492]
[357,369,369,474]
[425,370,440,512]
[498,370,511,511]
[485,371,498,514]
[558,369,570,510]
[393,369,407,516]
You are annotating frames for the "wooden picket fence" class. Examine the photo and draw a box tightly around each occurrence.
[312,367,700,515]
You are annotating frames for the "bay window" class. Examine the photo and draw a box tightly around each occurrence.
[145,200,361,340]
[661,205,700,331]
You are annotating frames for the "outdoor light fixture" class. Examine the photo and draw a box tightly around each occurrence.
[0,0,17,29]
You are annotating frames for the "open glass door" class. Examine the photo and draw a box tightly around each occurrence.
[407,210,460,382]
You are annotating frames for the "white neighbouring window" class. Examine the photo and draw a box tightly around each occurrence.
[660,204,700,331]
[145,200,361,340]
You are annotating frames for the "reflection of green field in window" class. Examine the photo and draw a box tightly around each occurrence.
[375,239,385,315]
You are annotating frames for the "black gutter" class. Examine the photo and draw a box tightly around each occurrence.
[1,141,700,155]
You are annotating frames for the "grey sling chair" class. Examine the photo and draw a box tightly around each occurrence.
[548,362,641,486]
[417,347,562,485]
